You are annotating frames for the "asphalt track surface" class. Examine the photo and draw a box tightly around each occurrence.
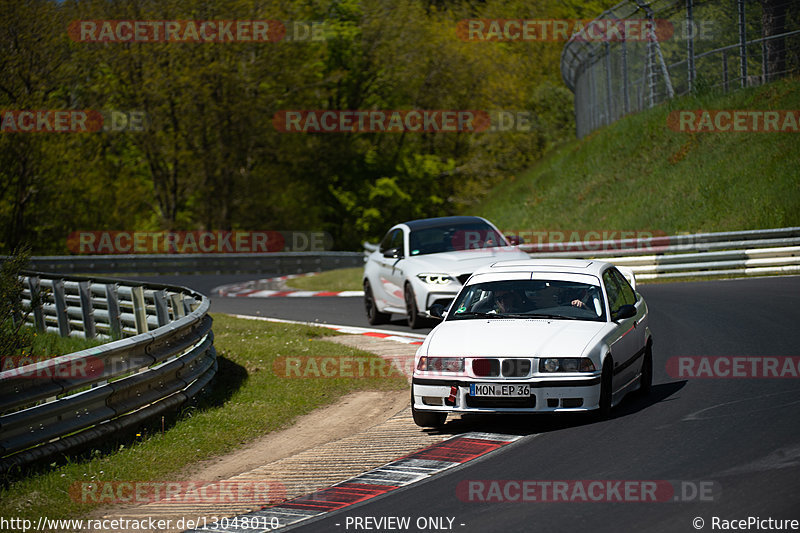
[137,273,800,532]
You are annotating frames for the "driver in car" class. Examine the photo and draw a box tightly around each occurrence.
[570,286,600,315]
[493,289,525,313]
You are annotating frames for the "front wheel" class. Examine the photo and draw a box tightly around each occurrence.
[596,358,613,419]
[364,280,390,325]
[638,344,653,396]
[405,284,423,329]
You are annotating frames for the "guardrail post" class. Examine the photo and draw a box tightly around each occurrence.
[105,283,122,339]
[26,276,45,332]
[170,293,186,319]
[131,286,148,334]
[78,281,96,339]
[153,290,169,327]
[52,279,70,337]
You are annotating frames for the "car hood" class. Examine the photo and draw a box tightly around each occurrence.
[425,318,608,358]
[406,247,529,274]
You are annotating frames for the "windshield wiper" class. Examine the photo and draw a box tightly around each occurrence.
[452,311,501,319]
[499,313,579,320]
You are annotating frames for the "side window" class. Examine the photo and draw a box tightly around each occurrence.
[602,270,625,313]
[379,229,401,254]
[611,268,637,306]
[390,229,405,256]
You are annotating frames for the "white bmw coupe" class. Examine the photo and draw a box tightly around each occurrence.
[411,258,653,427]
[363,216,530,328]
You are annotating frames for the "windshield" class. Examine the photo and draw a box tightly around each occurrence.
[408,222,507,256]
[448,279,606,322]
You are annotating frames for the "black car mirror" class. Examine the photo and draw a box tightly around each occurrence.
[382,247,402,259]
[429,303,448,319]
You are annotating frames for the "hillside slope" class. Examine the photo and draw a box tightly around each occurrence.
[474,77,800,235]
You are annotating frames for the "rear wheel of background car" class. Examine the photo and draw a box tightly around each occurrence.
[597,357,613,419]
[638,344,653,396]
[364,280,390,325]
[411,391,447,428]
[405,284,423,329]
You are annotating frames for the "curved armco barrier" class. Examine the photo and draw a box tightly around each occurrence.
[0,272,216,475]
[520,227,800,281]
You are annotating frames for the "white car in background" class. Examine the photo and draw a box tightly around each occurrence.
[363,216,529,328]
[410,258,653,427]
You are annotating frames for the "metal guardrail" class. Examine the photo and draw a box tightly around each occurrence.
[0,272,216,474]
[21,252,365,276]
[522,227,800,280]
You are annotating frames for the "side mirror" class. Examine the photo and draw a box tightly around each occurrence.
[429,303,448,319]
[382,247,402,259]
[505,235,524,245]
[612,304,636,321]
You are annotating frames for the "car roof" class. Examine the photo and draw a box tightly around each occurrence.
[400,216,489,231]
[471,258,611,277]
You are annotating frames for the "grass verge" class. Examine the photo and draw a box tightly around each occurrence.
[288,267,364,292]
[0,313,406,524]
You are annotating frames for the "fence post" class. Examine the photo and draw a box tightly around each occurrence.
[621,38,629,114]
[738,0,748,87]
[687,0,695,92]
[650,18,675,99]
[604,42,613,125]
[722,49,729,92]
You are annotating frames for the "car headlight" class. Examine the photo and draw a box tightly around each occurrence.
[417,357,465,372]
[539,358,596,373]
[417,273,455,285]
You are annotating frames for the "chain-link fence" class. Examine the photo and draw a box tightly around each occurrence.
[561,0,800,138]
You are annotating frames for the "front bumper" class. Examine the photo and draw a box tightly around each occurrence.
[412,375,602,413]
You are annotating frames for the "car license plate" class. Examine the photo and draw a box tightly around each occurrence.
[470,383,531,397]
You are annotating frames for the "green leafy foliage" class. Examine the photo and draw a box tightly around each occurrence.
[0,0,621,252]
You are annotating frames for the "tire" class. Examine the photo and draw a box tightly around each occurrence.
[638,344,653,396]
[597,357,613,419]
[364,280,390,325]
[411,390,447,428]
[405,284,423,329]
